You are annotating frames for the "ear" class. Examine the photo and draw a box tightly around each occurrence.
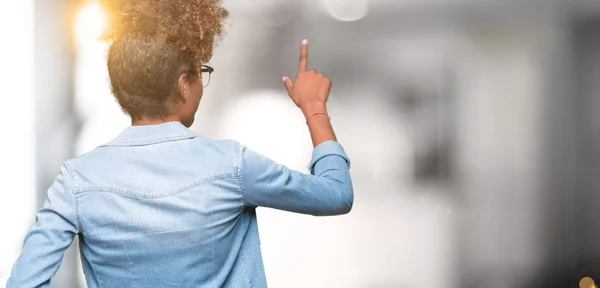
[178,74,189,102]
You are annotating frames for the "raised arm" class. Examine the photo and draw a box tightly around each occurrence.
[239,39,353,216]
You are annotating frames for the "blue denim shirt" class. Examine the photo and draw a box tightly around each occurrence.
[7,122,353,288]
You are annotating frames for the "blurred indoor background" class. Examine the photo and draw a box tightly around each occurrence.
[2,0,600,287]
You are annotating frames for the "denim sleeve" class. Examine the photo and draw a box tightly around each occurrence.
[239,140,353,216]
[7,164,79,288]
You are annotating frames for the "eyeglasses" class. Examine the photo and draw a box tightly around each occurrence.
[201,64,214,87]
[180,65,214,87]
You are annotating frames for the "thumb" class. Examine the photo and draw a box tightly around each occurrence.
[282,76,293,95]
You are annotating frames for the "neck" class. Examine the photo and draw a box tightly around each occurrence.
[131,114,181,126]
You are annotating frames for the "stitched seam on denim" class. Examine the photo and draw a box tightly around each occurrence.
[64,162,83,233]
[77,236,103,287]
[75,173,235,199]
[243,243,251,288]
[209,195,217,287]
[83,246,103,288]
[243,216,253,288]
[74,195,83,233]
[88,258,103,287]
[234,142,248,206]
[101,134,196,147]
[119,240,138,287]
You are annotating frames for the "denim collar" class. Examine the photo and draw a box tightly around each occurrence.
[102,121,197,147]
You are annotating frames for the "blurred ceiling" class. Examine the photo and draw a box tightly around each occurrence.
[223,0,600,17]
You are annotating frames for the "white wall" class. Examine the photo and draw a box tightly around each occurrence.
[0,1,36,286]
[456,26,546,286]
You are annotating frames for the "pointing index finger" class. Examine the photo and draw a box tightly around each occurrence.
[298,39,308,72]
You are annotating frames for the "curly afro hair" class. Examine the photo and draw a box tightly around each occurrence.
[100,0,229,119]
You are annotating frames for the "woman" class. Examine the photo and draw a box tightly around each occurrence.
[7,0,353,287]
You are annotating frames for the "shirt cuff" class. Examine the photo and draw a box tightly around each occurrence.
[307,140,351,174]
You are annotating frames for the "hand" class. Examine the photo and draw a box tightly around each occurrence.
[283,39,332,112]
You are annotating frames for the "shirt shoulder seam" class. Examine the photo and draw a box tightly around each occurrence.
[64,161,83,233]
[234,141,249,206]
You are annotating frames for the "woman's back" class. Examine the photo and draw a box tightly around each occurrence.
[73,122,262,287]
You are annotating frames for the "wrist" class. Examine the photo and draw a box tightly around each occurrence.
[300,101,327,118]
